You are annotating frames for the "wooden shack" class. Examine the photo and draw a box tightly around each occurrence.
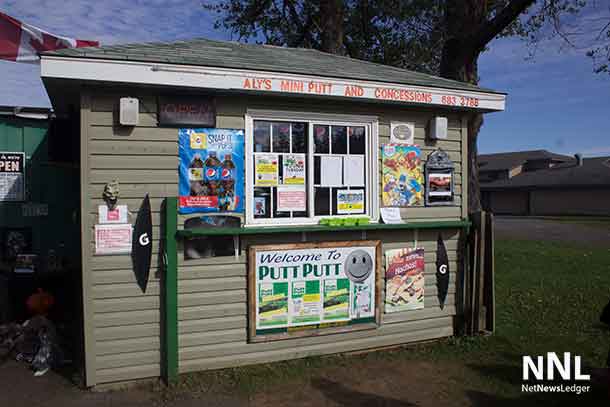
[40,39,505,387]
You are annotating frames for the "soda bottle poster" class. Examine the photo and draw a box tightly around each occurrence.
[179,128,244,214]
[382,145,423,207]
[385,248,425,312]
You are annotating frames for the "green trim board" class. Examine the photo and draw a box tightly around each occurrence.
[163,197,179,384]
[176,220,471,237]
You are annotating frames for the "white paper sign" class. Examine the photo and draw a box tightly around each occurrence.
[95,224,132,255]
[343,156,365,186]
[276,186,306,212]
[380,207,403,224]
[320,156,343,186]
[98,205,129,224]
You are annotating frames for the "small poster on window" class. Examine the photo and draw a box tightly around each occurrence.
[282,154,306,185]
[255,154,279,186]
[337,189,365,214]
[254,197,266,216]
[277,186,306,212]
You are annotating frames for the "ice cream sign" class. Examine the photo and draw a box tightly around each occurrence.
[250,241,381,337]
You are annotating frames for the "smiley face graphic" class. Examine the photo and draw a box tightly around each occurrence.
[344,249,373,283]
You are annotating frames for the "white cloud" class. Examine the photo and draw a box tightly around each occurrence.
[0,1,230,106]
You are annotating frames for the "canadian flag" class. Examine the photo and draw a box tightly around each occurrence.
[0,11,98,63]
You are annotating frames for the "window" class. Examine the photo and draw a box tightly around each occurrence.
[245,111,379,226]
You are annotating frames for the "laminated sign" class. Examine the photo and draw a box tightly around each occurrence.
[251,241,380,338]
[385,248,425,312]
[0,152,25,202]
[179,128,244,214]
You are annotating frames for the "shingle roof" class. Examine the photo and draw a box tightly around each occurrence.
[480,156,610,189]
[44,38,502,95]
[478,150,573,172]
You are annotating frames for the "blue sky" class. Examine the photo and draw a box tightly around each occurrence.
[1,0,609,156]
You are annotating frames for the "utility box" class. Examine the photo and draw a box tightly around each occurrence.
[119,97,139,126]
[428,116,448,140]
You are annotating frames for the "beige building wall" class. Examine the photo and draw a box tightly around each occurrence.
[81,88,470,386]
[487,190,529,215]
[530,189,610,216]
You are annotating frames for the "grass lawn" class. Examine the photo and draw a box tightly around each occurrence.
[163,239,610,406]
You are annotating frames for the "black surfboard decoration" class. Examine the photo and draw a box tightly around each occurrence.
[436,234,450,309]
[132,194,153,293]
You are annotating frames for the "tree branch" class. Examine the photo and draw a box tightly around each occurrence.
[471,0,536,52]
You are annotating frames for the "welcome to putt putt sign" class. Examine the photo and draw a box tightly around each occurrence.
[249,241,382,341]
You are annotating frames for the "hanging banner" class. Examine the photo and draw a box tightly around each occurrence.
[0,152,25,202]
[179,128,244,214]
[336,189,365,214]
[250,241,381,340]
[282,154,306,185]
[385,248,425,312]
[382,145,423,207]
[254,154,279,186]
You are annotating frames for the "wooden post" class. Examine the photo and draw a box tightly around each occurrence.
[162,197,178,384]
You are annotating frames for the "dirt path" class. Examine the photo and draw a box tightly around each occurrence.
[494,217,610,248]
[2,356,607,406]
[0,358,475,407]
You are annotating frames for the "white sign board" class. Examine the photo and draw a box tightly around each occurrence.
[252,242,380,335]
[95,224,132,255]
[98,204,129,224]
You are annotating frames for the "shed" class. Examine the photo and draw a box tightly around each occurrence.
[40,38,506,387]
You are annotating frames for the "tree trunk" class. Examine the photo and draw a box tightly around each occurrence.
[319,0,345,55]
[439,1,487,214]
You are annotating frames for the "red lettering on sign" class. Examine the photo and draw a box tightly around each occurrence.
[344,85,364,97]
[374,87,432,103]
[280,80,304,92]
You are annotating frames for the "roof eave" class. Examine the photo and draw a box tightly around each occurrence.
[40,55,506,113]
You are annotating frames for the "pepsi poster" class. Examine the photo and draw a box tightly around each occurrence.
[179,128,244,214]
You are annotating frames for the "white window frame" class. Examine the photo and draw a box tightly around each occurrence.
[245,109,379,226]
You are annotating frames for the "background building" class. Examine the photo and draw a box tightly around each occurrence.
[479,150,610,216]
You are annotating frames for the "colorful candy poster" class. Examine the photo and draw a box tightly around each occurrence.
[255,154,279,186]
[382,145,423,207]
[179,128,244,214]
[385,248,425,312]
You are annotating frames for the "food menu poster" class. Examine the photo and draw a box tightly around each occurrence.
[252,242,379,336]
[385,248,425,312]
[0,152,25,202]
[179,128,244,214]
